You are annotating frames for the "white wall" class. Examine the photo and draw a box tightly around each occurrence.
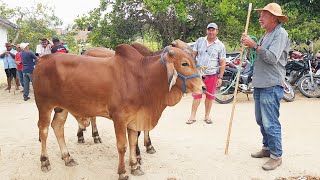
[0,25,8,52]
[0,25,8,84]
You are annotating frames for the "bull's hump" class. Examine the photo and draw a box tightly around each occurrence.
[115,44,143,60]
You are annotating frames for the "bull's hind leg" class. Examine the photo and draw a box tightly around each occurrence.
[128,128,144,176]
[38,108,53,172]
[144,131,156,154]
[51,108,78,167]
[91,117,102,143]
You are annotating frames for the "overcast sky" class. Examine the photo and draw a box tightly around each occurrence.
[3,0,101,28]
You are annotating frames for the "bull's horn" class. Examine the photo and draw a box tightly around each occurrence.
[171,41,177,46]
[169,50,174,56]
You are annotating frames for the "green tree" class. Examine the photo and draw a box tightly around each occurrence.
[74,0,320,51]
[1,1,62,52]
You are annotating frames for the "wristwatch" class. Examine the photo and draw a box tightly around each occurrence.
[253,44,259,51]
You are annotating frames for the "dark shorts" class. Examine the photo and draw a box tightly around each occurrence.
[4,68,17,78]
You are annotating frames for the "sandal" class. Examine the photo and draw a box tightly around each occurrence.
[204,119,212,124]
[186,119,196,124]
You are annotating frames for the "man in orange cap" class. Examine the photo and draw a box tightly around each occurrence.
[241,3,290,170]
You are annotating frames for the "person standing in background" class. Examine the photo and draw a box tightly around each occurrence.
[15,44,24,90]
[186,23,226,125]
[36,38,52,57]
[20,43,38,101]
[51,36,68,53]
[0,42,20,91]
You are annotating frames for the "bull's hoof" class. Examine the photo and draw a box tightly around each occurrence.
[137,155,142,165]
[131,166,144,176]
[41,159,51,172]
[146,146,156,154]
[93,137,102,143]
[65,159,78,167]
[78,137,85,143]
[118,174,129,180]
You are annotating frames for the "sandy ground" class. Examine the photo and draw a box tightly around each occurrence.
[0,80,319,180]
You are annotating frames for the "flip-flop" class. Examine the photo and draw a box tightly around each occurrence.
[204,119,212,124]
[186,119,196,124]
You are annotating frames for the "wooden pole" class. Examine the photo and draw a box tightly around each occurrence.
[225,3,252,155]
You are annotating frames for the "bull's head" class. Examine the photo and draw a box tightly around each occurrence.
[162,47,205,94]
[171,39,196,59]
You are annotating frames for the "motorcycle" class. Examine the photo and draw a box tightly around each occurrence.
[286,40,320,98]
[215,56,295,104]
[285,40,314,87]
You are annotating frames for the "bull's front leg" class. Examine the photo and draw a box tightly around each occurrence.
[114,122,129,180]
[51,109,78,167]
[128,128,144,176]
[144,131,156,154]
[90,117,102,143]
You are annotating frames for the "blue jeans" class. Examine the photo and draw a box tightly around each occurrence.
[23,73,33,98]
[17,70,24,87]
[253,86,284,159]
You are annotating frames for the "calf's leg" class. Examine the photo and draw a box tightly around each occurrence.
[51,108,78,167]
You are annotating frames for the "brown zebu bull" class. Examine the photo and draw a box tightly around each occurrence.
[33,44,205,180]
[78,46,157,158]
[78,41,195,157]
[77,41,195,162]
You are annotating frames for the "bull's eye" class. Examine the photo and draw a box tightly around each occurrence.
[182,62,189,67]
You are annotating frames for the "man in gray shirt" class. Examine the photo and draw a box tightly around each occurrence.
[241,3,290,171]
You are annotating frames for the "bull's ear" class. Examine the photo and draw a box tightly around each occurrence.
[166,63,178,91]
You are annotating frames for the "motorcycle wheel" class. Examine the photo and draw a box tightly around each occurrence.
[215,79,235,104]
[282,80,295,102]
[297,75,320,98]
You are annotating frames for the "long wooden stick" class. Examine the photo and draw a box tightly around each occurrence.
[225,3,252,155]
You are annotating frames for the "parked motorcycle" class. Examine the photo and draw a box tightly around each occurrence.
[286,40,320,98]
[215,56,295,104]
[296,52,320,98]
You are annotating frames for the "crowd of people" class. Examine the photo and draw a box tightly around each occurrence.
[0,36,68,101]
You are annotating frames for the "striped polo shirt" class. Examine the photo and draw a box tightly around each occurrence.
[193,37,226,75]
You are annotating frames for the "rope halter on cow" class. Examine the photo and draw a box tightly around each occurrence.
[160,47,201,93]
